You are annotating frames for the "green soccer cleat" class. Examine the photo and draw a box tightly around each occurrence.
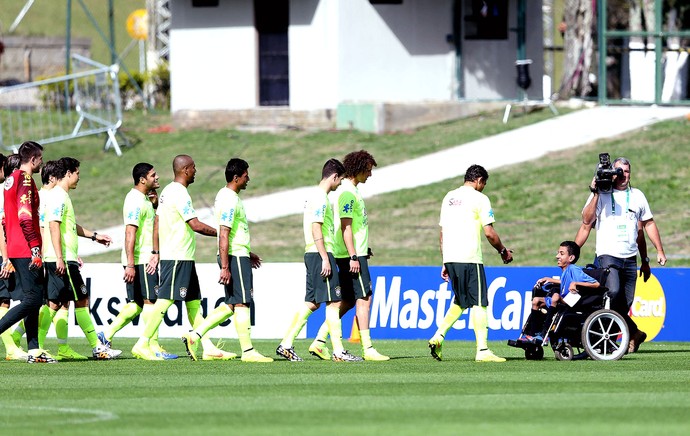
[181,332,201,361]
[428,337,443,361]
[475,349,506,363]
[241,349,274,363]
[308,341,330,360]
[56,345,88,361]
[363,347,390,361]
[202,349,237,360]
[132,342,164,361]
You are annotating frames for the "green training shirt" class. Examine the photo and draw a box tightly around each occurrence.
[157,182,197,261]
[214,186,250,257]
[44,185,78,262]
[303,187,335,254]
[121,188,155,265]
[331,178,368,258]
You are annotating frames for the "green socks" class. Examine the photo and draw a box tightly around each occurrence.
[53,308,69,346]
[436,303,464,338]
[0,306,19,352]
[325,305,344,354]
[194,304,234,339]
[471,306,489,351]
[37,305,54,349]
[75,307,98,349]
[105,302,142,341]
[137,299,173,346]
[280,304,313,348]
[235,306,253,352]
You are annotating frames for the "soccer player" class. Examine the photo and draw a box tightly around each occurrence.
[0,141,55,363]
[309,150,389,361]
[96,163,177,359]
[0,153,30,361]
[43,157,121,360]
[132,155,224,361]
[181,158,273,363]
[275,159,362,362]
[428,164,513,362]
[36,160,62,350]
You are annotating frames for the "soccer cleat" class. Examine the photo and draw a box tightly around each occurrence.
[56,345,88,361]
[202,349,237,361]
[181,332,201,361]
[93,345,122,360]
[363,347,390,361]
[5,348,30,361]
[428,337,443,361]
[308,341,330,360]
[241,349,274,363]
[132,342,164,361]
[97,331,112,348]
[276,345,303,362]
[475,349,506,363]
[332,350,363,362]
[26,349,58,364]
[150,343,178,360]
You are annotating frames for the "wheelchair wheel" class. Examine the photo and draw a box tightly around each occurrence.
[581,309,629,361]
[554,343,574,361]
[525,346,544,360]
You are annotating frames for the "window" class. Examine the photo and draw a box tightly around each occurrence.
[464,0,508,40]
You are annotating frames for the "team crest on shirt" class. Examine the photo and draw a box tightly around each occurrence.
[335,286,341,298]
[4,176,14,190]
[80,284,87,295]
[179,287,187,298]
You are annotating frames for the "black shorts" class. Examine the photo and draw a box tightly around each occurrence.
[217,255,253,305]
[125,264,159,305]
[45,261,89,302]
[9,258,42,305]
[158,260,201,301]
[0,256,20,301]
[336,255,372,302]
[304,252,341,304]
[444,262,488,309]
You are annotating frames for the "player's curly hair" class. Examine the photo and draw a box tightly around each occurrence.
[343,150,377,178]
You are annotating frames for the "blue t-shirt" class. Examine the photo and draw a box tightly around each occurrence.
[560,264,598,296]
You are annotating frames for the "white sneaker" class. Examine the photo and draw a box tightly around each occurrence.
[93,344,122,360]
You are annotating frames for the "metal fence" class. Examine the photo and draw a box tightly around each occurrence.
[0,54,126,156]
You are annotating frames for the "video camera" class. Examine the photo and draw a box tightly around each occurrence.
[594,153,623,193]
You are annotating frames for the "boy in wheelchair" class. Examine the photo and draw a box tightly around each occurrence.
[519,241,600,345]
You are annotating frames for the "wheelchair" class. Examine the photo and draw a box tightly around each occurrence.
[507,266,630,361]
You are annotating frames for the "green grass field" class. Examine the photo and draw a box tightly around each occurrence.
[1,339,689,435]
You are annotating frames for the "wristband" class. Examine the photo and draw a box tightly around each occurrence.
[589,186,597,194]
[91,232,98,241]
[151,250,159,254]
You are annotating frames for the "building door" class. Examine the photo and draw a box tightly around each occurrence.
[254,0,289,106]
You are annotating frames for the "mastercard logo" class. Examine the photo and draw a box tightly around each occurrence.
[630,273,666,341]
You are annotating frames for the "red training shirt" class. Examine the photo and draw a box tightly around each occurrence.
[3,169,41,258]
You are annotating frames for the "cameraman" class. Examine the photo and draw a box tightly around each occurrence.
[578,157,666,354]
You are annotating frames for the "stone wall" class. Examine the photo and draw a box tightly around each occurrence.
[0,36,91,85]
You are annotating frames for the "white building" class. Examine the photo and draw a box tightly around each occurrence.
[169,0,544,131]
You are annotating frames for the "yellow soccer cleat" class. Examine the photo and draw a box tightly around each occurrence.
[241,349,274,363]
[363,347,390,361]
[475,349,506,362]
[132,342,164,361]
